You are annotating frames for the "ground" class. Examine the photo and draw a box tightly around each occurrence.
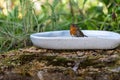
[0,46,120,80]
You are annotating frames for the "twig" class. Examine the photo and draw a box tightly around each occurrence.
[69,0,75,23]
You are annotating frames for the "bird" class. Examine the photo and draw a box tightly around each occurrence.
[70,24,87,37]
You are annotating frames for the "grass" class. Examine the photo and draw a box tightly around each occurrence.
[0,0,120,52]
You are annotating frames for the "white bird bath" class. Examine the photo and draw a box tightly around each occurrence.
[30,30,120,49]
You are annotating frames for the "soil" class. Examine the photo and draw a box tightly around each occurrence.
[0,46,120,80]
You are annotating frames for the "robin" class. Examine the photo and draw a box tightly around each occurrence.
[70,24,87,37]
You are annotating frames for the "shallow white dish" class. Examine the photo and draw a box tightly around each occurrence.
[30,30,120,49]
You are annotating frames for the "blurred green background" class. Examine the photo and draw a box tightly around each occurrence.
[0,0,120,52]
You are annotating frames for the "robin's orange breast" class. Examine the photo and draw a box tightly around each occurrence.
[70,26,77,36]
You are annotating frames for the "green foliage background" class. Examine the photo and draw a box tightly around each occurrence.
[0,0,120,52]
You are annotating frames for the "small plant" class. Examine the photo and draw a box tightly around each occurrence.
[0,0,37,52]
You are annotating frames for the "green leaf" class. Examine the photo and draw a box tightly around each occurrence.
[52,0,59,8]
[116,0,120,3]
[83,0,87,7]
